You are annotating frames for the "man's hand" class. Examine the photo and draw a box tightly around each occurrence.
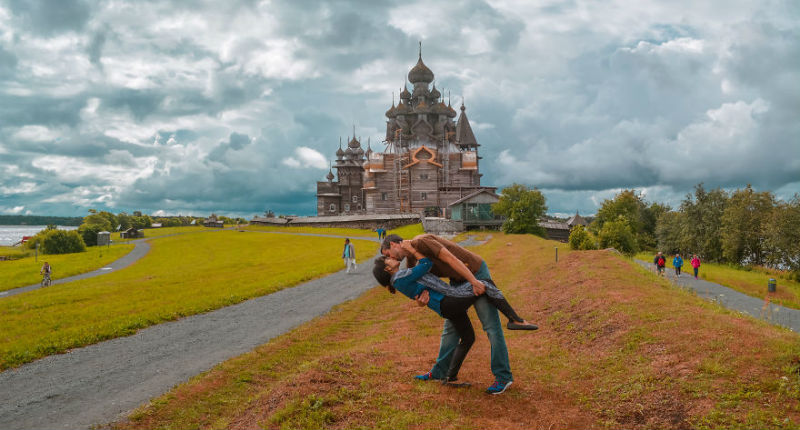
[415,289,430,307]
[471,280,486,296]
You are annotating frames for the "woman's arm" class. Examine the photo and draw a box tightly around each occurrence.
[391,258,433,290]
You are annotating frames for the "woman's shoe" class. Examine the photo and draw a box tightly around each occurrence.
[507,321,538,330]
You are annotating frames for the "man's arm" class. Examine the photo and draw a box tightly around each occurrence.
[436,247,486,295]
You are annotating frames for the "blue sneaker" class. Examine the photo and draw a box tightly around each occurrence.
[414,371,443,381]
[486,380,512,394]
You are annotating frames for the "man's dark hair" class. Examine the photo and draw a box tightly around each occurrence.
[381,234,403,251]
[372,257,395,293]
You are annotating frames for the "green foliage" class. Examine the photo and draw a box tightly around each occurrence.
[78,223,106,246]
[40,229,86,254]
[720,185,775,265]
[597,217,638,255]
[130,215,153,229]
[590,189,665,249]
[763,195,800,277]
[569,225,598,250]
[681,184,728,262]
[82,211,113,232]
[655,211,688,254]
[492,183,547,236]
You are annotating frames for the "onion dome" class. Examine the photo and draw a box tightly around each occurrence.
[400,85,411,100]
[385,102,396,118]
[348,135,361,149]
[430,84,441,100]
[326,169,335,182]
[336,138,344,158]
[408,54,434,84]
[395,100,409,115]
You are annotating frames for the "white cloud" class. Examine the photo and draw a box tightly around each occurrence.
[12,125,60,142]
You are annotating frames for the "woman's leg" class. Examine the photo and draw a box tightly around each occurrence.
[439,297,476,381]
[694,267,699,278]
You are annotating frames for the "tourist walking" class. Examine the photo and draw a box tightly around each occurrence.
[654,252,666,276]
[381,233,518,394]
[342,239,356,273]
[690,254,701,279]
[673,254,684,277]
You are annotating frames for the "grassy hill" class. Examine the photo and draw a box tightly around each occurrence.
[114,233,800,429]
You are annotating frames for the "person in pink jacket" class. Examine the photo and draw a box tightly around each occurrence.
[690,255,701,279]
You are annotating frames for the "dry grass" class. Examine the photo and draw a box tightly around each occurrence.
[115,234,800,429]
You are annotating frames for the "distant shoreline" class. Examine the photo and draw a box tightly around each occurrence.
[0,215,82,227]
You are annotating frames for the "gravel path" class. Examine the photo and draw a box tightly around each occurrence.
[634,259,800,332]
[0,232,380,430]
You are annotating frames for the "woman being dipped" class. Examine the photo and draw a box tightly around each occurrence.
[372,241,536,386]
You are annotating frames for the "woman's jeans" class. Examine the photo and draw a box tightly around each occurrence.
[428,262,513,383]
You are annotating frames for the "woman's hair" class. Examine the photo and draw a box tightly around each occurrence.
[372,256,395,293]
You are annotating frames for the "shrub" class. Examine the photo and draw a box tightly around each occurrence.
[569,225,598,250]
[598,217,638,255]
[41,230,86,254]
[78,223,106,247]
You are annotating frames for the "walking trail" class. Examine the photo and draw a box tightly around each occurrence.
[633,259,800,332]
[0,230,380,430]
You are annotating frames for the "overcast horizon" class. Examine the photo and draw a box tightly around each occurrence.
[1,0,798,220]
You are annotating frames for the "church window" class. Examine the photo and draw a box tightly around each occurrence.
[420,173,429,180]
[344,204,350,211]
[421,192,427,201]
[329,204,336,212]
[381,192,388,201]
[352,195,358,203]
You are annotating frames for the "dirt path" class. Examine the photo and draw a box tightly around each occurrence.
[634,259,800,331]
[0,232,380,430]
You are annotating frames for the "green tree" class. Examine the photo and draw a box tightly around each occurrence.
[590,189,659,249]
[720,185,775,265]
[82,211,112,232]
[117,213,132,231]
[681,184,728,262]
[655,211,688,254]
[568,225,598,250]
[763,195,800,277]
[598,216,639,255]
[41,230,86,254]
[492,183,547,236]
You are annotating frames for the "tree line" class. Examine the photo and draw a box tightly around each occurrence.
[0,215,83,226]
[567,184,799,278]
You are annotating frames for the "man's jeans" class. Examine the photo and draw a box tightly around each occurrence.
[429,262,513,383]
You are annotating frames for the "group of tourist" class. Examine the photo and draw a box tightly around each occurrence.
[653,251,701,279]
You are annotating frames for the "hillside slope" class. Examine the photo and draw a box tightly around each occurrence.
[117,234,800,429]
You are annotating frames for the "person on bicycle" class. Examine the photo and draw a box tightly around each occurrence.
[40,262,52,286]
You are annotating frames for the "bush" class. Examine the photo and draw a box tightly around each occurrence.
[41,230,86,254]
[598,217,639,255]
[568,225,598,250]
[78,223,106,246]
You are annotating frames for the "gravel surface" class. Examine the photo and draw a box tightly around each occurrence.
[634,259,800,332]
[0,233,380,430]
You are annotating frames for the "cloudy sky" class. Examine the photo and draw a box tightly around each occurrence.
[1,0,798,218]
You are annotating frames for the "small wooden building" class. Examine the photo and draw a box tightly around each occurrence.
[204,214,224,228]
[120,227,144,239]
[448,189,503,229]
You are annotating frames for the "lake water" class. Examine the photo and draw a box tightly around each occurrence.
[0,225,79,246]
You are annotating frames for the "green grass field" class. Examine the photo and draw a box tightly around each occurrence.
[0,230,376,370]
[0,244,134,292]
[636,252,800,309]
[112,225,222,242]
[0,246,32,259]
[115,234,800,429]
[242,222,425,240]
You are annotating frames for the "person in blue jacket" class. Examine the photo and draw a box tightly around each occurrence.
[372,244,536,386]
[673,253,684,277]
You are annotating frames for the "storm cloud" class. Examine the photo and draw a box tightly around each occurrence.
[0,0,798,218]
